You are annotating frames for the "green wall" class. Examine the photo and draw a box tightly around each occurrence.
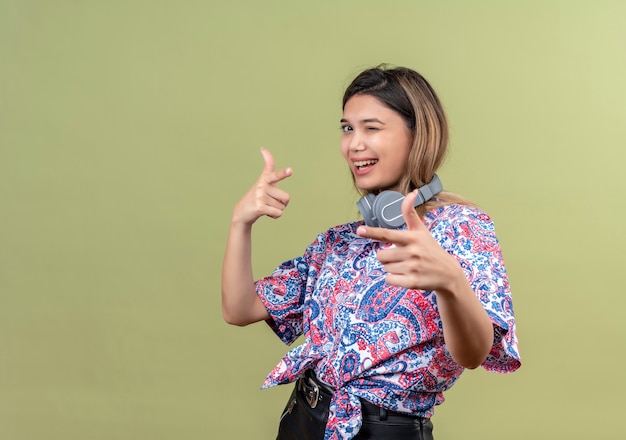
[1,1,625,438]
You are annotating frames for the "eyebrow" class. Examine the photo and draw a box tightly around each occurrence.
[340,118,385,124]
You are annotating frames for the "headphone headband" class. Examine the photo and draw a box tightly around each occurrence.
[414,174,442,207]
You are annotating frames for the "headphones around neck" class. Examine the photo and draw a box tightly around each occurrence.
[356,175,443,229]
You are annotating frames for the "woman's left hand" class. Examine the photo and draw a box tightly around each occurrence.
[356,190,464,292]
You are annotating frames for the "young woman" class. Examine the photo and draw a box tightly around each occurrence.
[222,65,521,440]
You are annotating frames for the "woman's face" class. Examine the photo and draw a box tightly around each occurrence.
[340,94,412,193]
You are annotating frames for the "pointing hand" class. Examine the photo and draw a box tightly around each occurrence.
[356,190,461,291]
[232,148,293,226]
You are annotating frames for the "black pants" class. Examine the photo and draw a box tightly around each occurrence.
[276,372,434,440]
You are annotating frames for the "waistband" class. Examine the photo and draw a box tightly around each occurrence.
[300,370,430,423]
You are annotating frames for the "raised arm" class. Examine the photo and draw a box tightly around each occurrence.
[221,148,292,326]
[356,191,494,369]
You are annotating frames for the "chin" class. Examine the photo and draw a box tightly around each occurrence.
[355,184,378,193]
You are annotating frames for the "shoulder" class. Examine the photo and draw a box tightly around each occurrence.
[425,204,494,230]
[306,221,362,249]
[424,204,499,248]
[324,220,362,236]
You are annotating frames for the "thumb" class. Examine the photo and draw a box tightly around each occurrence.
[402,190,426,231]
[260,147,275,174]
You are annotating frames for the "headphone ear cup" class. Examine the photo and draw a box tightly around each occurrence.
[354,175,443,230]
[356,194,378,227]
[371,191,406,229]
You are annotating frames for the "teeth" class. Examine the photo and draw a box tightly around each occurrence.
[354,160,378,168]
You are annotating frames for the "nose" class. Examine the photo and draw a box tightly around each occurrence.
[348,131,365,152]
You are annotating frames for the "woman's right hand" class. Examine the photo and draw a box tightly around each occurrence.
[232,148,292,226]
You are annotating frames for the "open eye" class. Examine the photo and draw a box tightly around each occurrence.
[341,125,353,133]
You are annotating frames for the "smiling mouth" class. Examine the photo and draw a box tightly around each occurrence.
[354,159,378,170]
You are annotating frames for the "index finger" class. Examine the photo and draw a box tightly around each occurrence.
[356,225,412,246]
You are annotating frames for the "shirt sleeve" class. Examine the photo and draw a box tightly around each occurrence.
[436,206,522,373]
[255,233,326,345]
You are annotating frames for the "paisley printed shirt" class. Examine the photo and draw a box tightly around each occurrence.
[255,204,521,440]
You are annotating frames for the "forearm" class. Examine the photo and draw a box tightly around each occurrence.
[221,221,270,326]
[436,267,494,369]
